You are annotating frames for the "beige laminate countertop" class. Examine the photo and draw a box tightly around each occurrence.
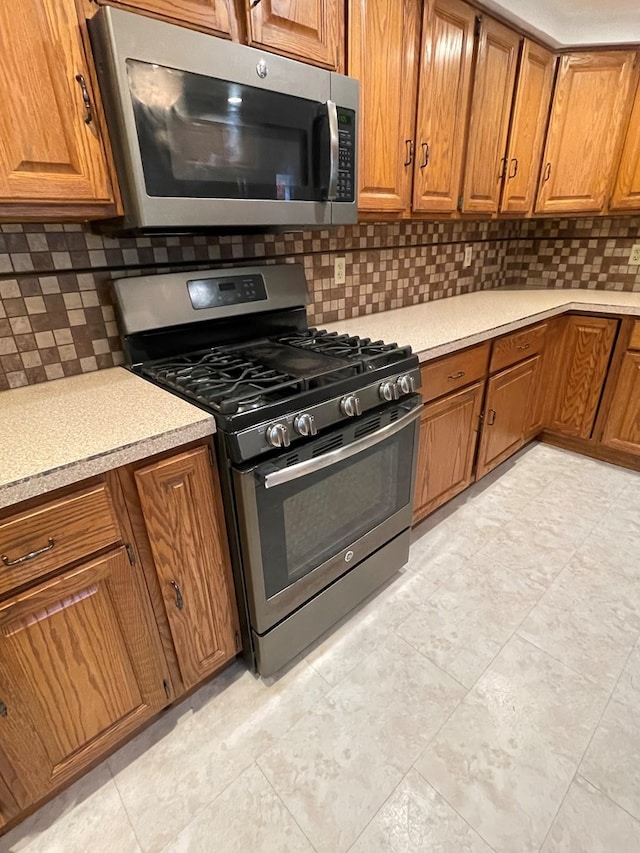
[326,288,640,361]
[0,368,215,510]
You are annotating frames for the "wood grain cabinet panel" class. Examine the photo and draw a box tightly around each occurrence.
[419,341,490,404]
[0,484,120,597]
[0,548,168,803]
[412,0,476,214]
[536,51,638,214]
[601,352,640,456]
[0,0,115,211]
[546,316,618,439]
[112,0,234,36]
[490,322,548,373]
[610,78,640,211]
[247,0,343,69]
[501,40,556,215]
[349,0,420,213]
[134,447,239,690]
[413,382,484,523]
[476,355,540,479]
[461,16,521,214]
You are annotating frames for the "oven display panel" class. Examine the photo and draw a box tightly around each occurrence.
[187,274,267,309]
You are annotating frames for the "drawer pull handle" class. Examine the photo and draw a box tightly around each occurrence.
[517,343,531,350]
[448,371,466,380]
[170,580,184,610]
[2,537,56,567]
[487,409,497,426]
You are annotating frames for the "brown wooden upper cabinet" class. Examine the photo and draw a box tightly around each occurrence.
[610,76,640,211]
[412,0,476,214]
[0,0,117,218]
[246,0,344,70]
[536,51,638,215]
[349,0,420,214]
[500,40,556,215]
[460,17,520,214]
[111,0,236,37]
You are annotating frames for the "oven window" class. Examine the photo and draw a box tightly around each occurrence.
[282,448,397,582]
[255,425,415,601]
[126,59,329,201]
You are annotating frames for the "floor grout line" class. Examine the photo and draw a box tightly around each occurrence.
[256,763,320,853]
[535,636,640,852]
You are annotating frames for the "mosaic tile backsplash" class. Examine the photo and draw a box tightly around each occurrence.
[0,215,638,391]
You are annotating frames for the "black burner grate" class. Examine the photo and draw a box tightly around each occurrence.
[276,329,411,368]
[142,349,303,415]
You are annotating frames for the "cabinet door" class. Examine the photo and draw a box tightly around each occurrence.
[350,0,420,213]
[461,16,521,214]
[601,352,640,455]
[247,0,343,70]
[546,316,618,439]
[412,0,476,214]
[476,356,539,479]
[135,447,239,691]
[413,382,483,523]
[610,78,640,211]
[536,51,638,214]
[0,0,115,210]
[501,40,556,215]
[115,0,234,36]
[0,549,168,804]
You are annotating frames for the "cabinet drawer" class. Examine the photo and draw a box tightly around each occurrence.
[629,321,640,351]
[420,342,490,404]
[490,323,548,373]
[0,483,120,596]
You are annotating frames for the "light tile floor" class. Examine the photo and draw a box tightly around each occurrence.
[3,443,640,853]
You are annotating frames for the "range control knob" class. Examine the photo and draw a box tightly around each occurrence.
[294,413,317,437]
[396,374,416,395]
[265,423,290,448]
[379,380,400,402]
[340,394,362,418]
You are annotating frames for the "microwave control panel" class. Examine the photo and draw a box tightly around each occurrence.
[336,108,356,202]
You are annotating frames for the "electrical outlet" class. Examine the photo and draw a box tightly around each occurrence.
[463,245,473,268]
[335,256,346,284]
[629,244,640,265]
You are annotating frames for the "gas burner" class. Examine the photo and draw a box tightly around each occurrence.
[276,329,411,368]
[142,348,303,414]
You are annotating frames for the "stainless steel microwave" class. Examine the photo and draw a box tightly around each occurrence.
[88,7,359,231]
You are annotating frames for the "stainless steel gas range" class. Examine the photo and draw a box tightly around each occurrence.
[113,264,421,676]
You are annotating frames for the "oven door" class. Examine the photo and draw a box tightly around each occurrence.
[233,397,422,634]
[90,7,358,229]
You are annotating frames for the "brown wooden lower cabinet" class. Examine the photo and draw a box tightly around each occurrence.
[134,446,240,691]
[413,382,484,523]
[601,351,640,455]
[545,316,618,439]
[476,355,541,479]
[0,547,168,805]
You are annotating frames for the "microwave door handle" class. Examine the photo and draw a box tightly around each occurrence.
[326,100,339,200]
[263,403,422,489]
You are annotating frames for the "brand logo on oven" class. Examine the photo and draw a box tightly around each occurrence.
[256,59,268,78]
[344,550,354,563]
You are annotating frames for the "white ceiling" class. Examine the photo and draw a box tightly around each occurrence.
[481,0,640,47]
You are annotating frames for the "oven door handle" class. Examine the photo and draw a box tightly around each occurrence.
[326,100,339,201]
[263,402,422,489]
